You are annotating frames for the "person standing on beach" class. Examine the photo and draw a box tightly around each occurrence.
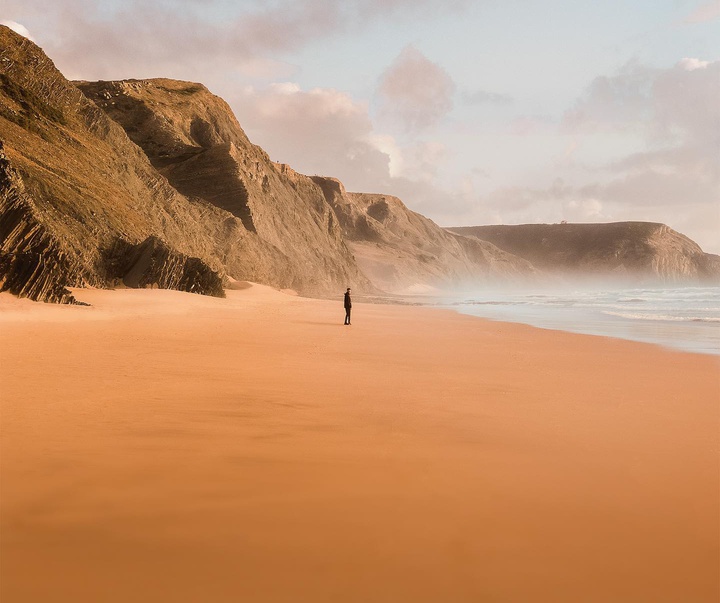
[344,288,352,325]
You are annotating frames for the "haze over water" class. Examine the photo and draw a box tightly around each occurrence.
[439,285,720,356]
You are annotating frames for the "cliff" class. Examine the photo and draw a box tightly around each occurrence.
[312,177,537,292]
[0,28,234,302]
[449,223,720,284]
[0,26,368,303]
[76,78,371,295]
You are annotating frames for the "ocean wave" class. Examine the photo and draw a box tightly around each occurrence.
[459,300,529,306]
[602,311,720,323]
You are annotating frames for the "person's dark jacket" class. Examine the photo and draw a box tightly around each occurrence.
[344,292,352,309]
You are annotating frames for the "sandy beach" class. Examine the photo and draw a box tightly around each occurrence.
[1,284,718,602]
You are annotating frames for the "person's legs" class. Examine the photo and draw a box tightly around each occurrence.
[345,309,351,325]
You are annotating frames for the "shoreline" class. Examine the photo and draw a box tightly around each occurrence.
[2,285,718,602]
[4,284,716,357]
[370,286,720,357]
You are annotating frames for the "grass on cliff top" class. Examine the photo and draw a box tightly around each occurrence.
[156,83,205,96]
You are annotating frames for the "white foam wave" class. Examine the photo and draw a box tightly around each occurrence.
[602,311,720,323]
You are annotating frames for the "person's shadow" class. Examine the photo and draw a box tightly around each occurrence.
[297,321,347,327]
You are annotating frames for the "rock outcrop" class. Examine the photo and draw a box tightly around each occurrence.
[0,143,83,303]
[449,223,720,283]
[105,236,224,295]
[313,177,537,292]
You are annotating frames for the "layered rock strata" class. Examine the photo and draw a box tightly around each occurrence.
[77,78,371,295]
[0,143,82,303]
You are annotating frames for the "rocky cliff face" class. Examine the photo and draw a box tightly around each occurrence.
[449,223,720,284]
[0,26,368,303]
[312,177,537,292]
[0,143,83,303]
[77,78,370,295]
[0,28,234,302]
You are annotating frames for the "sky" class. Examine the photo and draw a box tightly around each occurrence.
[3,0,719,252]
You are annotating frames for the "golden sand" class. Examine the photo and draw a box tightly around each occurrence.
[1,285,718,602]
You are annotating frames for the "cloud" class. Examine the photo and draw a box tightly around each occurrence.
[232,83,392,190]
[4,0,472,83]
[590,169,716,209]
[0,20,34,41]
[355,0,470,19]
[401,141,449,182]
[653,60,720,146]
[562,58,720,151]
[376,46,456,134]
[562,61,657,133]
[683,1,720,23]
[366,134,405,178]
[678,57,711,71]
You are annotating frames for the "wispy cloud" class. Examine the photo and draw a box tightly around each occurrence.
[683,1,720,23]
[232,83,392,188]
[4,0,473,82]
[562,58,720,149]
[376,46,456,134]
[677,57,711,70]
[562,60,657,133]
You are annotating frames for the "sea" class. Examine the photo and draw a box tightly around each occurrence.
[411,285,720,356]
